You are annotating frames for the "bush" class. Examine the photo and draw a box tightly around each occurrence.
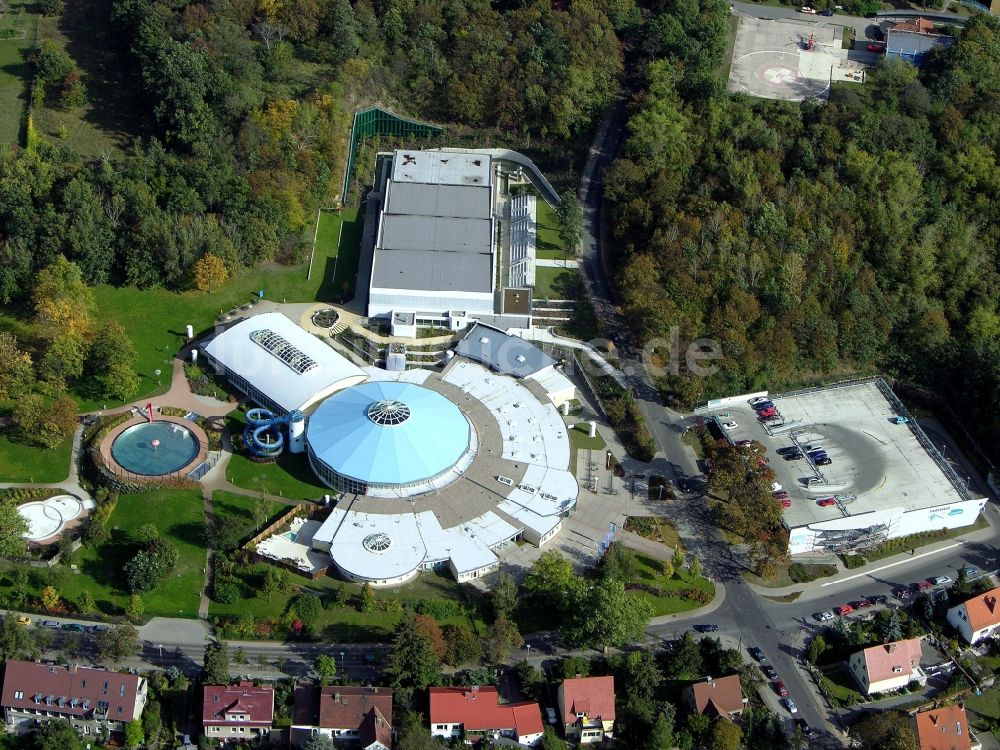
[789,563,838,582]
[414,599,464,619]
[213,578,241,604]
[842,555,867,569]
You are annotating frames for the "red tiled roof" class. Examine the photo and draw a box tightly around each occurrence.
[429,687,543,738]
[688,675,744,716]
[293,685,393,748]
[916,704,972,750]
[1,660,144,722]
[561,676,615,725]
[961,587,1000,632]
[203,682,274,727]
[892,17,937,34]
[859,638,922,684]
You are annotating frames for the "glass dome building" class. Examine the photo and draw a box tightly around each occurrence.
[306,381,474,495]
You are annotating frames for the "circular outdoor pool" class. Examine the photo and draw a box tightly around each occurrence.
[111,421,200,476]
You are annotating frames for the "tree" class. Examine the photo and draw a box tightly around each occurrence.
[708,717,741,750]
[443,623,482,666]
[556,190,583,255]
[39,332,87,385]
[0,500,29,559]
[32,41,74,87]
[32,719,83,750]
[304,736,336,750]
[96,623,140,662]
[314,654,337,683]
[60,70,87,109]
[39,0,64,15]
[484,616,522,664]
[77,589,94,614]
[261,566,289,602]
[561,580,653,648]
[251,498,270,531]
[32,256,95,337]
[206,516,246,551]
[135,523,159,543]
[851,711,918,750]
[672,547,685,573]
[667,631,703,678]
[689,555,702,578]
[622,648,662,710]
[0,332,34,400]
[124,720,144,749]
[125,594,144,621]
[644,709,675,750]
[12,393,79,449]
[0,614,33,660]
[40,586,60,611]
[879,609,904,643]
[522,551,582,612]
[358,581,375,612]
[193,253,228,291]
[491,572,518,619]
[125,538,179,593]
[203,639,231,684]
[415,614,447,661]
[395,710,445,750]
[806,635,827,665]
[539,727,568,750]
[291,593,322,635]
[386,612,441,690]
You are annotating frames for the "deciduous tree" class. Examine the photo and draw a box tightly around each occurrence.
[193,253,228,292]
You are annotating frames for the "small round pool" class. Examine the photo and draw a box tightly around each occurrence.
[111,421,200,476]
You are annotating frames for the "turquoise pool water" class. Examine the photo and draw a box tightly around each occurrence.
[111,421,199,476]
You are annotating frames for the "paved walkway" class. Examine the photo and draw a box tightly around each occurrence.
[535,258,579,269]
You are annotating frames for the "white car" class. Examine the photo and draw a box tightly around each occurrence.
[800,6,817,12]
[748,396,770,405]
[722,421,738,431]
[814,611,835,622]
[932,576,953,585]
[785,697,798,713]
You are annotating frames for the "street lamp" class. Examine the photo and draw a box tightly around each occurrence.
[340,651,345,676]
[154,368,162,386]
[156,644,163,664]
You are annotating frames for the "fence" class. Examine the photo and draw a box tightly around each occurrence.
[243,503,312,550]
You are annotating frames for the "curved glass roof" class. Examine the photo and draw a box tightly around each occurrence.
[307,382,471,486]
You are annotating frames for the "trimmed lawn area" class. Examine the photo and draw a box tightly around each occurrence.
[0,0,37,146]
[0,490,207,619]
[682,430,706,458]
[225,410,330,500]
[967,685,1000,720]
[211,491,289,535]
[313,207,363,303]
[569,422,606,468]
[0,433,72,483]
[534,199,569,261]
[627,551,715,617]
[211,566,486,641]
[534,267,579,301]
[819,665,863,708]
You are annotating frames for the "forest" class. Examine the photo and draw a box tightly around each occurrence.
[606,3,1000,454]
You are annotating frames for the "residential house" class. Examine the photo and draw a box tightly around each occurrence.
[290,685,393,749]
[682,675,747,718]
[885,18,954,66]
[915,704,981,750]
[429,686,543,747]
[202,682,274,743]
[848,638,927,695]
[557,676,615,743]
[947,587,1000,645]
[1,660,147,738]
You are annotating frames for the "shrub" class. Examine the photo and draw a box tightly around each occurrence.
[414,599,464,619]
[789,563,838,582]
[842,555,867,569]
[213,578,241,604]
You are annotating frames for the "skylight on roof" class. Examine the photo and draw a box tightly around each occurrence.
[249,329,318,375]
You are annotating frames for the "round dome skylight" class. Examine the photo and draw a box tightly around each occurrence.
[363,532,392,553]
[367,399,411,426]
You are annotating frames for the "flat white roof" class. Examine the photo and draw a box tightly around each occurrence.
[391,149,492,187]
[203,312,366,413]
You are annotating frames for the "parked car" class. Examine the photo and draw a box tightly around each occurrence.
[931,576,953,585]
[694,624,720,633]
[785,697,798,713]
[39,620,60,629]
[762,665,778,680]
[795,719,814,737]
[773,490,789,499]
[817,498,837,507]
[758,409,778,420]
[816,457,832,466]
[545,708,557,725]
[748,646,766,662]
[852,599,873,609]
[753,401,775,411]
[779,497,792,508]
[836,604,854,615]
[735,439,753,448]
[748,396,770,405]
[61,623,85,632]
[722,421,738,431]
[915,581,933,591]
[820,9,834,15]
[869,594,889,605]
[784,452,804,461]
[800,6,817,12]
[15,616,30,626]
[804,444,823,452]
[893,587,913,600]
[868,43,885,53]
[777,447,799,455]
[90,624,110,633]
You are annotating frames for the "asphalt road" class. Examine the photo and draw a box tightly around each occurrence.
[731,1,881,38]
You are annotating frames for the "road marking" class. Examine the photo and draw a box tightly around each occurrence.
[820,542,962,586]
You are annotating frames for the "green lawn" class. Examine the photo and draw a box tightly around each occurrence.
[312,207,363,303]
[211,491,289,535]
[0,432,72,483]
[534,267,579,301]
[0,489,207,619]
[211,565,486,641]
[225,410,330,501]
[0,0,37,145]
[534,199,569,261]
[820,666,863,707]
[626,551,716,617]
[967,685,1000,720]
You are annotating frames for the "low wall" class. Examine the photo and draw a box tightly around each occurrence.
[695,391,768,412]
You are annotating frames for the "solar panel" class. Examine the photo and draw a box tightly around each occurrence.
[249,329,319,375]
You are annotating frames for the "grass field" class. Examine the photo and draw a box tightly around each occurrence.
[225,410,330,501]
[32,0,139,155]
[313,207,363,303]
[627,551,715,616]
[0,489,207,618]
[0,432,72,483]
[967,684,1000,719]
[0,0,38,145]
[211,491,289,536]
[534,199,570,261]
[534,266,579,301]
[211,565,486,641]
[820,666,863,707]
[569,422,607,470]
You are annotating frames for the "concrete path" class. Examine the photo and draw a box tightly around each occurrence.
[535,258,579,269]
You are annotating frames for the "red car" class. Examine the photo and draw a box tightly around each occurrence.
[758,408,778,418]
[773,490,789,499]
[779,498,792,508]
[867,43,885,53]
[916,581,933,591]
[774,680,788,697]
[735,440,753,448]
[817,498,836,507]
[851,599,873,609]
[836,604,854,615]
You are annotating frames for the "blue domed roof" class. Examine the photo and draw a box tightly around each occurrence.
[307,382,471,486]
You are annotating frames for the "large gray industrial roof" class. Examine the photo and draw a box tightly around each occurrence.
[371,249,493,293]
[385,181,491,220]
[379,214,491,254]
[391,150,491,186]
[887,29,954,55]
[455,322,555,378]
